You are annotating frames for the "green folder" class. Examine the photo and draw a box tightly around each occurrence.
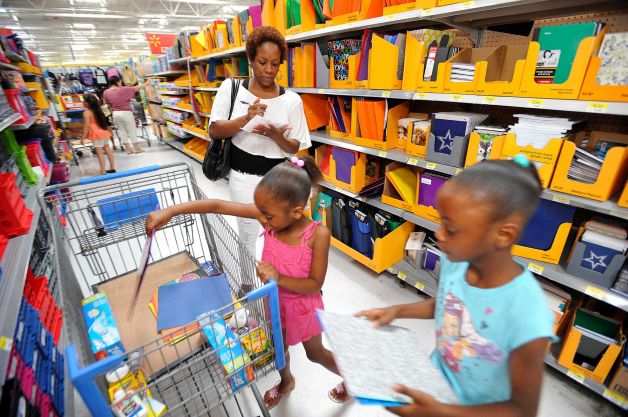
[535,22,598,84]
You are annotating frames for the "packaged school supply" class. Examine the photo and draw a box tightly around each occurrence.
[331,197,352,245]
[426,112,488,167]
[595,32,628,86]
[82,292,124,359]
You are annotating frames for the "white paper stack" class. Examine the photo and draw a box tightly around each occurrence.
[450,63,475,82]
[508,114,580,149]
[568,147,604,184]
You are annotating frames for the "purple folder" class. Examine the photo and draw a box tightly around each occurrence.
[249,5,262,28]
[418,173,447,208]
[333,148,357,184]
[358,30,373,81]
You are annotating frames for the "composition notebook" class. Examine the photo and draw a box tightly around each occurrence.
[317,310,457,407]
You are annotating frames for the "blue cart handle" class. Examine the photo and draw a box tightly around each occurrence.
[79,165,162,185]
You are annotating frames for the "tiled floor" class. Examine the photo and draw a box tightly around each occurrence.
[71,139,623,417]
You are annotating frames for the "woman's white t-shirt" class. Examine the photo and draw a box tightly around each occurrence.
[209,79,311,159]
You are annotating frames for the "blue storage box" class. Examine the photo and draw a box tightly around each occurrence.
[96,188,159,230]
[518,200,576,250]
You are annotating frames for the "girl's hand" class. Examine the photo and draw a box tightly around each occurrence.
[386,385,442,417]
[246,98,267,121]
[251,123,291,143]
[355,306,399,328]
[145,209,173,235]
[80,139,85,145]
[256,260,279,284]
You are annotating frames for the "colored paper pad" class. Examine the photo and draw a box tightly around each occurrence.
[386,167,417,204]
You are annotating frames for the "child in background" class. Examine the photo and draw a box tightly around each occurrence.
[146,156,348,409]
[81,93,116,175]
[359,156,555,417]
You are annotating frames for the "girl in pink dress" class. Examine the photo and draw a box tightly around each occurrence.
[146,156,348,409]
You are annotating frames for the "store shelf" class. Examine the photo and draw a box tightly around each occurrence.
[182,127,208,140]
[544,354,627,410]
[0,61,20,71]
[165,139,202,163]
[167,127,192,139]
[168,57,189,64]
[190,46,246,63]
[161,104,192,113]
[194,86,219,92]
[541,189,627,220]
[0,168,51,386]
[10,116,36,131]
[144,70,187,78]
[146,116,166,126]
[0,113,22,132]
[387,259,439,298]
[288,87,414,100]
[22,87,39,93]
[148,98,162,105]
[412,92,628,116]
[514,257,628,312]
[21,72,41,78]
[158,90,188,96]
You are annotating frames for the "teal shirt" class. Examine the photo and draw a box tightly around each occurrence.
[432,257,555,405]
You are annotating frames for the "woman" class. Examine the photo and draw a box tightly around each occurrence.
[208,26,311,257]
[103,75,145,154]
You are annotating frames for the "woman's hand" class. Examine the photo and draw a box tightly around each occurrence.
[256,260,279,284]
[386,385,442,417]
[246,98,267,121]
[355,306,399,328]
[252,123,292,143]
[145,209,173,235]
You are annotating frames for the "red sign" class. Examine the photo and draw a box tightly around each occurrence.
[145,33,177,55]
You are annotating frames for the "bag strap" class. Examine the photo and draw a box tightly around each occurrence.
[227,78,241,121]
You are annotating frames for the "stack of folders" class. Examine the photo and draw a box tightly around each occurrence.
[404,232,442,277]
[355,98,387,140]
[611,265,628,297]
[572,308,621,372]
[327,39,362,81]
[576,218,627,273]
[596,32,628,86]
[450,63,476,82]
[568,147,604,184]
[328,96,352,133]
[384,33,407,80]
[472,125,507,162]
[409,29,456,82]
[539,280,571,329]
[509,114,580,149]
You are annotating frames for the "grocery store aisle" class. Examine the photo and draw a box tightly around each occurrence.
[71,140,622,417]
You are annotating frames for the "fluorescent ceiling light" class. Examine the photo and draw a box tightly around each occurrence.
[44,13,126,19]
[72,23,96,29]
[12,15,18,22]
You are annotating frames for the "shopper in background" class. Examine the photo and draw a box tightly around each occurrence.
[208,26,311,258]
[81,93,115,175]
[103,75,145,154]
[358,157,555,417]
[146,156,348,410]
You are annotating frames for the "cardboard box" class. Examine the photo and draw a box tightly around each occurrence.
[608,354,628,400]
[81,292,124,359]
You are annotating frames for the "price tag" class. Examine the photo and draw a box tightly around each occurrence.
[455,168,464,175]
[603,389,626,407]
[317,88,325,94]
[0,336,12,351]
[423,8,435,16]
[387,13,397,19]
[407,158,419,166]
[585,285,606,299]
[415,92,428,100]
[527,98,545,109]
[461,0,476,7]
[426,162,437,170]
[387,267,396,274]
[378,150,388,158]
[482,96,497,104]
[382,91,391,98]
[567,370,586,383]
[398,272,408,280]
[610,210,625,219]
[527,263,545,275]
[552,194,571,205]
[451,94,463,102]
[415,281,426,291]
[587,102,608,114]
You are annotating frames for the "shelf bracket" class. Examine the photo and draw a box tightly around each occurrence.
[429,18,482,46]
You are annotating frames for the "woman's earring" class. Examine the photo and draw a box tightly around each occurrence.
[275,70,283,81]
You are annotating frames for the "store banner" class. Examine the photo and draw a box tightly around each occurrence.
[145,33,177,54]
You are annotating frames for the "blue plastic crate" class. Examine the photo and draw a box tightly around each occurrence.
[96,188,159,230]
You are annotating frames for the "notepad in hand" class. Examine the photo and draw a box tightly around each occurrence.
[317,310,457,407]
[240,115,286,133]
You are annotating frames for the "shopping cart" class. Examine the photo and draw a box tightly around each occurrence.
[38,163,285,417]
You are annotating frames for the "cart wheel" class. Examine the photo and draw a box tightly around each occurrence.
[76,150,83,157]
[91,148,97,155]
[398,280,406,288]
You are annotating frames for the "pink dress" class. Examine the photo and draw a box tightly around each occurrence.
[261,221,324,346]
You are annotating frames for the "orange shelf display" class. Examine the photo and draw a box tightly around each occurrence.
[511,222,571,264]
[464,132,506,168]
[579,55,628,102]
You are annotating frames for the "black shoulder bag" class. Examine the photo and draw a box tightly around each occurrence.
[202,78,241,181]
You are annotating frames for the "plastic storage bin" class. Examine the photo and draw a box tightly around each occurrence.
[0,172,34,237]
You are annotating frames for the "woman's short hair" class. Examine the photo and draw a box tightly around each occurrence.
[245,26,288,62]
[108,75,121,86]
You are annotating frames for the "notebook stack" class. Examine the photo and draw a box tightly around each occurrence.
[472,125,507,162]
[450,63,476,82]
[539,280,571,332]
[509,114,579,149]
[568,148,604,184]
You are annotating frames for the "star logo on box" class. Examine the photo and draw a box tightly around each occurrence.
[582,251,608,270]
[437,130,454,152]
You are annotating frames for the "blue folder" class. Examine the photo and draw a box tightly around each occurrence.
[518,200,575,250]
[157,273,233,331]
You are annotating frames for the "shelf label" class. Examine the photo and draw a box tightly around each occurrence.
[587,102,608,114]
[610,210,625,219]
[603,389,626,407]
[415,92,428,100]
[387,13,398,19]
[398,272,408,280]
[552,194,571,205]
[451,94,463,102]
[455,168,464,175]
[567,370,586,383]
[317,88,325,94]
[414,281,426,291]
[387,267,396,274]
[378,151,388,158]
[482,96,497,104]
[426,162,437,170]
[461,0,476,7]
[527,263,545,275]
[527,98,545,109]
[381,91,391,98]
[0,336,12,351]
[407,157,419,166]
[585,285,606,299]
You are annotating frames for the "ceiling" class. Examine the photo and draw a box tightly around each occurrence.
[0,0,258,66]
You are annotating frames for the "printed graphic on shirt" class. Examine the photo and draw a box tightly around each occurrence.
[436,292,505,373]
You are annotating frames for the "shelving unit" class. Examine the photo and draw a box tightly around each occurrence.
[10,116,36,131]
[0,168,52,387]
[165,139,202,163]
[0,62,20,71]
[0,113,22,131]
[144,70,187,78]
[181,127,208,140]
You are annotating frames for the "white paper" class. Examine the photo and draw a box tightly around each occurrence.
[240,115,286,134]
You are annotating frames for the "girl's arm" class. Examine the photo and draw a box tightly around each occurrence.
[387,338,548,417]
[81,110,91,144]
[146,200,260,234]
[257,225,330,294]
[357,299,436,328]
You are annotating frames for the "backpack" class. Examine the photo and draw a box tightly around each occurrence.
[106,66,121,79]
[122,65,138,86]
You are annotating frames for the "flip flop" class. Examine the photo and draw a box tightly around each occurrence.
[263,379,296,410]
[328,381,349,403]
